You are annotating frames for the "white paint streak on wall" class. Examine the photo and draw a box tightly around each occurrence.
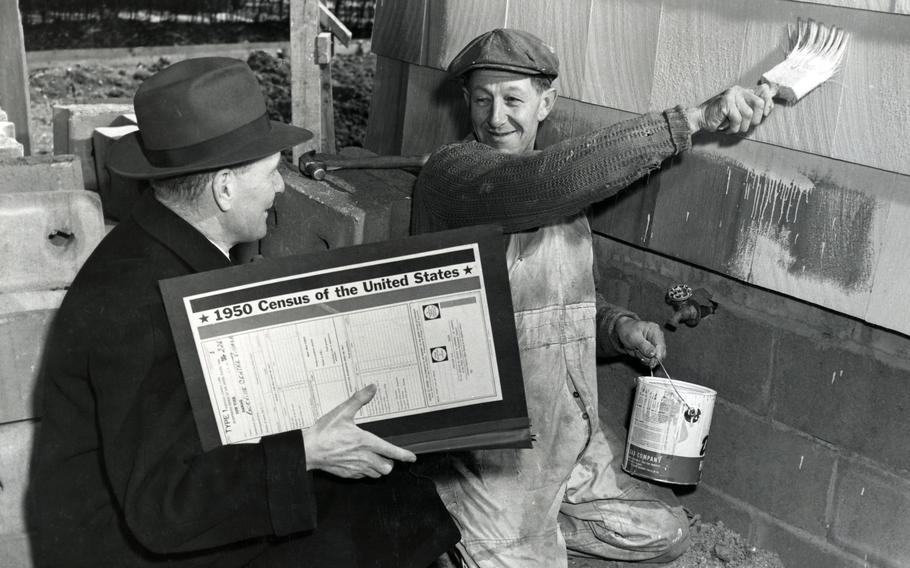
[743,168,812,228]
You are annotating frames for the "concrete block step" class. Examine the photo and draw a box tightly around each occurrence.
[52,103,134,191]
[259,160,413,259]
[0,290,65,422]
[0,190,104,293]
[0,420,35,537]
[0,155,84,193]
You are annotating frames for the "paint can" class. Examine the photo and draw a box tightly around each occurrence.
[622,376,716,485]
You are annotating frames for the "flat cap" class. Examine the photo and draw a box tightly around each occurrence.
[447,28,559,79]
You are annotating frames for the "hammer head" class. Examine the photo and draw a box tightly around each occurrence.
[298,151,326,181]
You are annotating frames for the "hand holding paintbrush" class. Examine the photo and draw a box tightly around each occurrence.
[685,18,850,135]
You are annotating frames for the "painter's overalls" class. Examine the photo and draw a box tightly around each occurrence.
[429,213,690,567]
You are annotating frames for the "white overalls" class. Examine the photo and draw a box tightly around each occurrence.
[430,214,689,567]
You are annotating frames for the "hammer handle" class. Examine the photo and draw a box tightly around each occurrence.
[320,154,430,171]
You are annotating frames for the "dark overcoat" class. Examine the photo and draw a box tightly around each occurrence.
[29,191,458,567]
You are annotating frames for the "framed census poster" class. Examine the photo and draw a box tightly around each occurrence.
[160,225,530,453]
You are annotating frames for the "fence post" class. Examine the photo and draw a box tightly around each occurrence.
[0,0,32,154]
[290,0,322,163]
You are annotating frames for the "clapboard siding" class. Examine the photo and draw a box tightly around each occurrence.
[372,0,910,176]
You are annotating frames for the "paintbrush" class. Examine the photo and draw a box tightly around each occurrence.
[760,18,850,103]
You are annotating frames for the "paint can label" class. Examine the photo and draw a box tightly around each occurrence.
[622,376,716,485]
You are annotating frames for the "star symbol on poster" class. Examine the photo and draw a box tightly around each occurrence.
[463,265,473,275]
[199,314,209,323]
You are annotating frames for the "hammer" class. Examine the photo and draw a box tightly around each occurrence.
[299,151,430,181]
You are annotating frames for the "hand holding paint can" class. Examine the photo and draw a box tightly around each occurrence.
[622,375,716,485]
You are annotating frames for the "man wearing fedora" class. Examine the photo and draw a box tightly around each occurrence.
[412,29,774,567]
[29,57,459,567]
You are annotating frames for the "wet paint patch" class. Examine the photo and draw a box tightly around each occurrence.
[648,150,877,294]
[730,156,876,292]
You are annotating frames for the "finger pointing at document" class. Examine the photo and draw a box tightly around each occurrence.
[302,384,417,479]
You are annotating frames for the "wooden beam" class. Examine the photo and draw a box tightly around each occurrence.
[319,1,352,46]
[291,0,323,161]
[317,32,335,153]
[0,0,31,154]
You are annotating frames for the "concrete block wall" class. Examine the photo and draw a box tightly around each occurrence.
[0,109,103,567]
[595,236,910,568]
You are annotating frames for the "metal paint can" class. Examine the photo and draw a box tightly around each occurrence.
[622,376,716,485]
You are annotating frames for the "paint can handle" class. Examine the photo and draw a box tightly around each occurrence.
[655,358,695,414]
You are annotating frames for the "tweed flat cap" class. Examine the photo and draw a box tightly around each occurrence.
[447,28,559,78]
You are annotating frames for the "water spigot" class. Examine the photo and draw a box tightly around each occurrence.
[665,284,717,330]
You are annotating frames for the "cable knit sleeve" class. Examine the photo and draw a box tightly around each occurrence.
[412,106,692,234]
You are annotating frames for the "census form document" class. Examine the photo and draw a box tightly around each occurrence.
[179,244,501,446]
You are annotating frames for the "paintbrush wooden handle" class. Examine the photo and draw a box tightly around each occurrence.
[759,80,781,100]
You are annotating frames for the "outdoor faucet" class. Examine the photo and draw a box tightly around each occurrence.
[664,284,717,330]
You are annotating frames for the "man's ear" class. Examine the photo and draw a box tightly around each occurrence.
[537,87,558,121]
[211,169,235,212]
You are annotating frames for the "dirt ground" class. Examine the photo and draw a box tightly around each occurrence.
[24,43,785,568]
[27,50,374,155]
[568,518,784,568]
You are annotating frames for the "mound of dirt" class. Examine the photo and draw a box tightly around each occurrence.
[28,50,374,154]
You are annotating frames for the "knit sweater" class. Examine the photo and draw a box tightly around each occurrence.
[411,106,693,234]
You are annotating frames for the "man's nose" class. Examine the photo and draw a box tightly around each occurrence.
[489,100,507,127]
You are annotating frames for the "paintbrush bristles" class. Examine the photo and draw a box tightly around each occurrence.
[761,18,849,103]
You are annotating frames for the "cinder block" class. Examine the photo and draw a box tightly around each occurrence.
[261,162,413,258]
[677,483,753,539]
[0,136,24,159]
[772,332,910,472]
[662,306,774,416]
[92,125,147,221]
[0,121,14,139]
[52,103,133,191]
[0,155,84,193]
[0,533,32,568]
[0,291,65,422]
[0,420,36,536]
[0,190,105,293]
[594,253,774,415]
[702,402,835,536]
[831,459,910,567]
[0,109,7,121]
[754,516,869,568]
[262,164,366,257]
[334,146,415,240]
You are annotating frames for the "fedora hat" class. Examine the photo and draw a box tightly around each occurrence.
[108,57,312,179]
